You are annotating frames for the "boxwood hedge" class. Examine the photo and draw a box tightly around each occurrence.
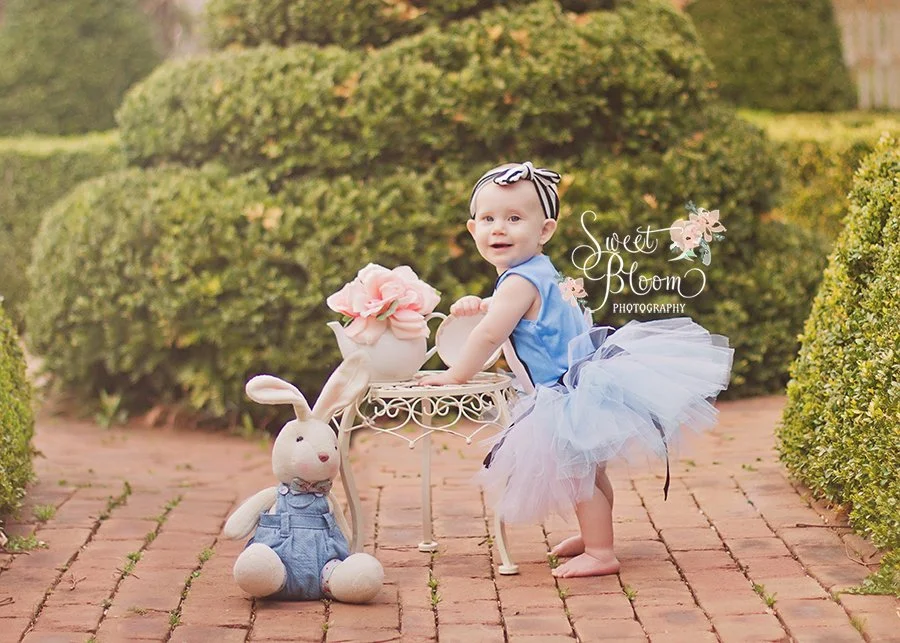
[28,116,823,420]
[742,111,900,241]
[779,136,900,595]
[0,0,161,135]
[0,132,123,327]
[0,303,34,515]
[29,0,826,424]
[120,0,713,180]
[205,0,615,50]
[685,0,856,112]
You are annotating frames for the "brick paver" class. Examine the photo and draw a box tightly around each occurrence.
[1,395,897,642]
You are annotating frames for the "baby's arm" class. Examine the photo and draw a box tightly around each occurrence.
[417,276,537,386]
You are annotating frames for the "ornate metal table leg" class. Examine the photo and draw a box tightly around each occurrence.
[488,390,518,574]
[418,398,438,553]
[494,513,519,575]
[337,403,364,554]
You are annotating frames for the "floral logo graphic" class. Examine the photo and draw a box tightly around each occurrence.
[669,202,726,266]
[557,275,588,307]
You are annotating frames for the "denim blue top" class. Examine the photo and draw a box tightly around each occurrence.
[495,254,590,386]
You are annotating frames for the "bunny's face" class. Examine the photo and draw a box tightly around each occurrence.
[272,419,340,484]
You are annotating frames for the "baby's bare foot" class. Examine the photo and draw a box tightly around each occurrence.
[551,549,620,578]
[550,535,585,558]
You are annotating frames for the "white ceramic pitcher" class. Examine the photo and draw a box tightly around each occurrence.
[327,312,447,383]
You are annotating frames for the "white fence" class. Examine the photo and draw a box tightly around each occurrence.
[833,0,900,109]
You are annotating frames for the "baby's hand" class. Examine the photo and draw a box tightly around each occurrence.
[450,296,489,316]
[415,371,468,386]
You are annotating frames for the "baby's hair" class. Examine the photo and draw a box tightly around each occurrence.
[469,161,561,220]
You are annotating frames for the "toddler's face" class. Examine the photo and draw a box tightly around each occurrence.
[467,181,557,273]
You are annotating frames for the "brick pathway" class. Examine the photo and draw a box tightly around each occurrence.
[0,395,897,642]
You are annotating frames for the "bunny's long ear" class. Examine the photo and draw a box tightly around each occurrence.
[245,375,312,420]
[312,353,372,422]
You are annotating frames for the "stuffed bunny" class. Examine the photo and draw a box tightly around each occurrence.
[223,353,384,603]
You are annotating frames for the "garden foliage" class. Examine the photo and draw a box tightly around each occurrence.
[121,0,713,179]
[779,136,900,595]
[0,133,123,327]
[29,0,824,420]
[743,111,900,241]
[205,0,615,49]
[686,0,857,112]
[0,303,34,515]
[0,0,161,135]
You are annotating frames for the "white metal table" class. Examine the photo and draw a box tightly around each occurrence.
[333,371,521,574]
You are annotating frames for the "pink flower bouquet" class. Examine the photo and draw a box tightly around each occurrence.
[326,264,441,345]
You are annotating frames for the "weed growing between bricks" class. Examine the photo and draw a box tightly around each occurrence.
[20,480,133,638]
[94,493,182,635]
[479,489,508,641]
[630,479,717,637]
[731,477,872,634]
[156,502,253,641]
[683,479,798,637]
[540,525,578,637]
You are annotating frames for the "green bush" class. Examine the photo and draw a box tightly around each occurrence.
[0,0,161,135]
[686,0,857,112]
[742,111,900,241]
[120,0,713,179]
[0,133,123,327]
[205,0,614,50]
[0,303,34,515]
[28,115,823,420]
[118,44,364,179]
[31,0,821,423]
[779,136,900,596]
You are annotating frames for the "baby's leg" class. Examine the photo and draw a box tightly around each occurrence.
[550,465,615,558]
[551,474,619,577]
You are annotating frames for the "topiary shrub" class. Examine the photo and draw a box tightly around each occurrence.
[779,136,900,596]
[204,0,615,50]
[0,0,161,135]
[741,111,900,242]
[28,115,823,420]
[0,302,34,515]
[685,0,857,112]
[31,0,820,422]
[120,0,714,180]
[118,44,365,179]
[0,132,123,327]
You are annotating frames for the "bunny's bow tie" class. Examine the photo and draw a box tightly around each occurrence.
[284,478,333,495]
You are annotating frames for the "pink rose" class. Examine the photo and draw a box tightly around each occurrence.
[327,263,440,344]
[343,316,388,345]
[388,308,430,340]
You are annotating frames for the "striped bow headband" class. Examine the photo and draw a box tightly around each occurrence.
[469,161,562,220]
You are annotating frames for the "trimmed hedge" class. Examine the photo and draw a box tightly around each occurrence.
[0,303,34,515]
[205,0,615,50]
[779,136,900,595]
[742,111,900,241]
[28,113,823,420]
[686,0,857,112]
[0,0,161,135]
[118,44,364,179]
[0,133,123,328]
[30,0,824,423]
[120,0,714,179]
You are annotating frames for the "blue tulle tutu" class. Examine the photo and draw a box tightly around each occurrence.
[478,317,734,524]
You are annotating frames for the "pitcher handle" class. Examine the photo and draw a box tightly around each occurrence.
[424,312,448,360]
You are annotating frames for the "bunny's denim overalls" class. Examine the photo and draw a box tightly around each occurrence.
[247,484,350,599]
